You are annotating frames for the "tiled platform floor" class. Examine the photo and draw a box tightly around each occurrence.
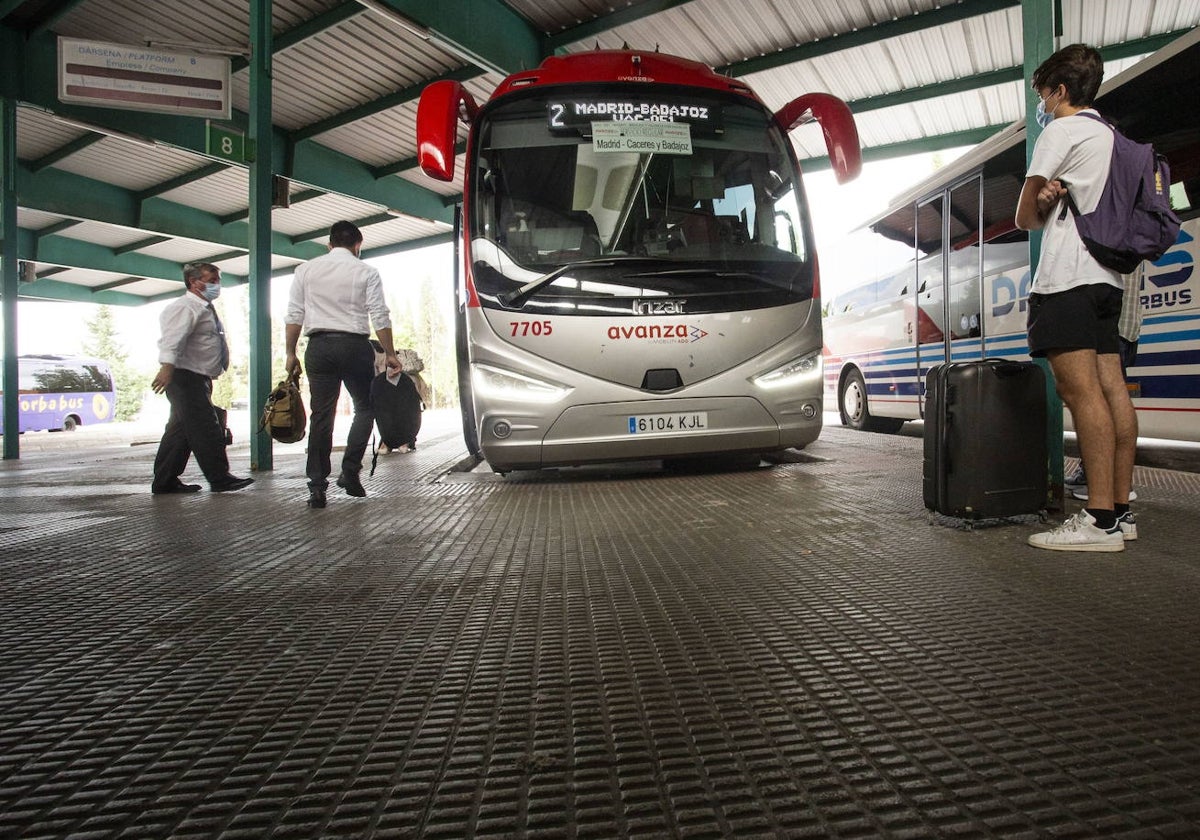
[2,418,1199,838]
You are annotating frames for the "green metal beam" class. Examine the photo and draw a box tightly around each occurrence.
[542,0,704,53]
[0,2,28,19]
[231,2,367,74]
[364,0,542,74]
[248,0,274,472]
[14,276,149,306]
[134,162,231,201]
[90,275,143,292]
[2,94,17,458]
[26,0,86,37]
[204,249,249,263]
[361,231,453,261]
[113,235,171,255]
[719,0,1020,77]
[372,141,466,179]
[34,219,80,238]
[14,226,233,286]
[292,65,483,143]
[218,187,323,225]
[35,266,68,278]
[17,163,326,263]
[797,124,1008,173]
[290,211,395,244]
[28,133,105,172]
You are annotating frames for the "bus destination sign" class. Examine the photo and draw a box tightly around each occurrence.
[548,98,719,132]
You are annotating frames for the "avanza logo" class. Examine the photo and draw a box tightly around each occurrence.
[605,324,709,343]
[632,298,686,315]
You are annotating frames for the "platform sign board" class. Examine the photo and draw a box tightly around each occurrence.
[58,38,231,120]
[207,123,246,163]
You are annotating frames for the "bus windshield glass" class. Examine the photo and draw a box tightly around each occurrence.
[469,89,815,314]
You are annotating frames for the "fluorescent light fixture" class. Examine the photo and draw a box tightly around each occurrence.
[355,0,431,40]
[51,115,158,149]
[145,39,248,57]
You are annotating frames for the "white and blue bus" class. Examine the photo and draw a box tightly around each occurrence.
[0,355,117,435]
[823,28,1200,443]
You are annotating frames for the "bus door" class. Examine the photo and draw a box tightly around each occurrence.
[914,195,947,417]
[914,175,984,417]
[946,176,984,360]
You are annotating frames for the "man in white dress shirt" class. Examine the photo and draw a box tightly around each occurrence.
[151,262,254,494]
[285,221,401,509]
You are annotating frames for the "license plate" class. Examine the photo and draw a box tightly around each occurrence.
[627,412,709,434]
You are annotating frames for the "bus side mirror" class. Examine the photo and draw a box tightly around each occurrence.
[774,93,862,185]
[417,80,478,182]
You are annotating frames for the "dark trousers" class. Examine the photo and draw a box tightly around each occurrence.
[152,369,230,489]
[305,333,375,489]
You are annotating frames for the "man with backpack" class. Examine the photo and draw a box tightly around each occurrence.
[1015,43,1139,552]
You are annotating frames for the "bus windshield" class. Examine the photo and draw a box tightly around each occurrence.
[469,88,815,314]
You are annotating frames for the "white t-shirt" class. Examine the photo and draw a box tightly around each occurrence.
[1026,109,1122,294]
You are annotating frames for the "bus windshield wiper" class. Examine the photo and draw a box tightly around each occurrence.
[498,257,664,309]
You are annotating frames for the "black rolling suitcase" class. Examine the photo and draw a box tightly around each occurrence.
[923,359,1047,520]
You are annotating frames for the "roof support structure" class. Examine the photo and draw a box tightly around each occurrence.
[360,0,541,76]
[292,65,483,143]
[27,133,104,172]
[1021,0,1063,501]
[542,0,705,53]
[17,163,325,265]
[2,94,18,458]
[134,162,231,202]
[719,0,1021,77]
[24,0,84,38]
[248,0,275,471]
[231,1,368,74]
[15,31,455,226]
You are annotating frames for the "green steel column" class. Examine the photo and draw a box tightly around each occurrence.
[248,0,274,471]
[2,96,19,459]
[1022,0,1064,509]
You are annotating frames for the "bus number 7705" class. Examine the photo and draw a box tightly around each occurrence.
[510,321,553,337]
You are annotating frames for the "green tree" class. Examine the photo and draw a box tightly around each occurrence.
[83,305,147,421]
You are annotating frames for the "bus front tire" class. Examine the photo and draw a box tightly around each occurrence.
[839,369,903,434]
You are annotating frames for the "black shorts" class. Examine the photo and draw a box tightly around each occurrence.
[1026,283,1123,358]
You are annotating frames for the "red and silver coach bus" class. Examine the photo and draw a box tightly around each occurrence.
[418,49,861,473]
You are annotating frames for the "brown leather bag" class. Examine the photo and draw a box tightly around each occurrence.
[259,373,306,443]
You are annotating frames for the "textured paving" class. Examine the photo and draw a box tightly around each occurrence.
[1,418,1199,839]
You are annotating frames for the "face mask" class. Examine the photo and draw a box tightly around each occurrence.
[200,282,221,302]
[1035,91,1058,128]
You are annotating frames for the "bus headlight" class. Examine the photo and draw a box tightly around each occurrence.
[473,363,571,404]
[752,351,823,390]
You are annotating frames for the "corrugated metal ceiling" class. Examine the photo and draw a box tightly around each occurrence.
[2,0,1197,305]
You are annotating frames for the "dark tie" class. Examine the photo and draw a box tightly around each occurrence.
[207,303,230,372]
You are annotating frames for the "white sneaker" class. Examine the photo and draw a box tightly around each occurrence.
[1069,486,1137,502]
[1116,511,1138,541]
[1028,510,1125,552]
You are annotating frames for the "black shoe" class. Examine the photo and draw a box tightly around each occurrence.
[152,481,202,495]
[307,487,326,509]
[211,476,255,492]
[336,471,366,497]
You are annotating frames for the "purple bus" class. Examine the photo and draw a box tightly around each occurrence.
[0,355,117,434]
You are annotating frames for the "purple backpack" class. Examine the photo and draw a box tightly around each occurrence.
[1061,111,1181,273]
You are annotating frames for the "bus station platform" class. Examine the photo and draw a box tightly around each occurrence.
[2,416,1199,839]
